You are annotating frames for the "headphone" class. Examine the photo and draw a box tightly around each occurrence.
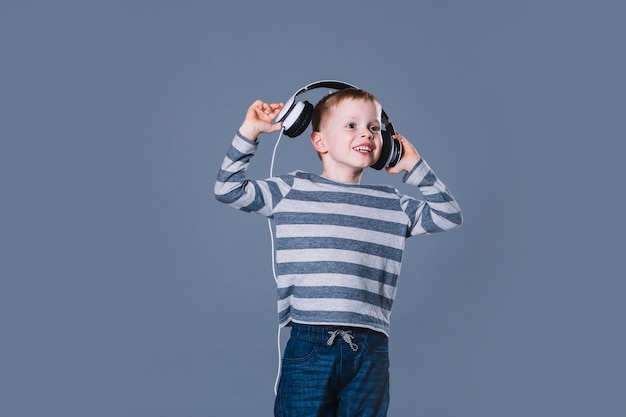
[274,80,402,170]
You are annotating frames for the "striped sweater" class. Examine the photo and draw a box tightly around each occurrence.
[214,133,462,336]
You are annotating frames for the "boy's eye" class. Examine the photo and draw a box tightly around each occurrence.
[347,123,356,129]
[369,126,380,132]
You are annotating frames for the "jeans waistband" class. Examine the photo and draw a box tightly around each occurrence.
[289,322,387,345]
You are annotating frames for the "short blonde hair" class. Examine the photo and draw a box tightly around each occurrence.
[311,88,382,132]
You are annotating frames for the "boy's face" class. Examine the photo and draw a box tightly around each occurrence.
[312,98,383,179]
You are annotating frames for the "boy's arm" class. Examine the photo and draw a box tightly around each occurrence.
[214,101,289,216]
[391,134,463,235]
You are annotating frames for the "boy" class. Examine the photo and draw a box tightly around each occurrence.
[214,87,462,416]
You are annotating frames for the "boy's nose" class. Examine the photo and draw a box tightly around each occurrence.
[360,129,373,138]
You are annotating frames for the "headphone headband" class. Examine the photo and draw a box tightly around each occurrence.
[296,80,358,96]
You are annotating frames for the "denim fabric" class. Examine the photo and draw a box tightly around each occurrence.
[274,323,390,417]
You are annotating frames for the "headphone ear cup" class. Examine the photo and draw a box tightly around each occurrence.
[371,130,392,170]
[388,137,402,168]
[283,100,313,138]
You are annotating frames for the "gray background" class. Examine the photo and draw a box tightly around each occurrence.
[2,0,625,416]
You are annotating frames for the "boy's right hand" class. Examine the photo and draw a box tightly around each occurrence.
[238,100,284,141]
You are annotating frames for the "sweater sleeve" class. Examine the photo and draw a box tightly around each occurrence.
[214,132,292,217]
[400,158,463,236]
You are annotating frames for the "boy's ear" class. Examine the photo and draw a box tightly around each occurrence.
[310,131,328,154]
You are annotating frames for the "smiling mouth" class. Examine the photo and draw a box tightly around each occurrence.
[353,146,373,153]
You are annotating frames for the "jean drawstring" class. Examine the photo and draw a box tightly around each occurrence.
[327,329,359,352]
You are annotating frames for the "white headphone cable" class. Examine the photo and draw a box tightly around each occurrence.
[267,128,283,285]
[268,127,284,395]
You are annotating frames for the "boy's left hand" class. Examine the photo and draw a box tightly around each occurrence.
[385,134,421,174]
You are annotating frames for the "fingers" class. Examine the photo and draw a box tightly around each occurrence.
[251,101,284,121]
[265,102,284,119]
[242,100,285,136]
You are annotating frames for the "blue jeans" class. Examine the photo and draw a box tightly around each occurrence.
[274,323,390,417]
